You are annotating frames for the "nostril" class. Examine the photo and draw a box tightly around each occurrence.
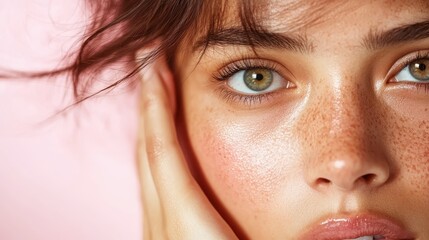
[315,174,379,191]
[315,178,331,186]
[361,173,377,184]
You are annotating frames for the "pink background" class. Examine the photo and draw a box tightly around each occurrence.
[0,0,142,239]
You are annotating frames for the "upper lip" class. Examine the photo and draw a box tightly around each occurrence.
[299,213,415,240]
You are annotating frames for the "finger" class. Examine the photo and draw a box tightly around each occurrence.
[141,59,200,206]
[137,63,165,238]
[138,136,162,239]
[141,59,237,239]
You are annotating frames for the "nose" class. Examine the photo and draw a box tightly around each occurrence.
[302,82,390,192]
[308,149,390,191]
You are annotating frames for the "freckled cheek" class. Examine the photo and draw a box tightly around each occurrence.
[395,124,429,199]
[382,93,429,200]
[189,116,297,206]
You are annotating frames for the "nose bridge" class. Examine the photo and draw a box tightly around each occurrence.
[328,80,369,139]
[318,78,371,146]
[302,75,390,192]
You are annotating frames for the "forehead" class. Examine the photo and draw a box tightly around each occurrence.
[185,0,429,53]
[236,0,429,30]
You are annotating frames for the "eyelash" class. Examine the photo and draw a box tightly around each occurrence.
[213,59,280,81]
[212,59,285,106]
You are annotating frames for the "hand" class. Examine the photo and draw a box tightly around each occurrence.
[137,56,238,240]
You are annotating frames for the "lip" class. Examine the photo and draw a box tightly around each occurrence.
[300,213,415,240]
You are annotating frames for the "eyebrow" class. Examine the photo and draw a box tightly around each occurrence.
[194,20,429,54]
[193,27,313,53]
[363,20,429,50]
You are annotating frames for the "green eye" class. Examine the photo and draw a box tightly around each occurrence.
[408,58,429,81]
[223,60,292,96]
[243,68,274,91]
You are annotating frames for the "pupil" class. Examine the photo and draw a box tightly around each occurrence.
[417,63,427,71]
[252,73,264,81]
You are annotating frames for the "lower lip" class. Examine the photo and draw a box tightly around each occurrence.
[300,214,415,240]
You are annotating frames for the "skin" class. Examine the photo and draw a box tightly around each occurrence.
[165,0,429,239]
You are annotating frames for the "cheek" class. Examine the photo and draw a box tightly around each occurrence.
[386,116,429,230]
[383,94,429,200]
[188,112,300,207]
[390,118,429,198]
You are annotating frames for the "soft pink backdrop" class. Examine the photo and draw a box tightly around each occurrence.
[0,0,142,239]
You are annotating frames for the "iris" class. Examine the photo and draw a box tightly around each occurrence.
[409,58,429,81]
[243,68,273,91]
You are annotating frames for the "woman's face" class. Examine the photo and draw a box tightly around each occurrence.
[175,0,429,238]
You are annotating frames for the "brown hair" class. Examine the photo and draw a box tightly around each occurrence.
[69,0,203,101]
